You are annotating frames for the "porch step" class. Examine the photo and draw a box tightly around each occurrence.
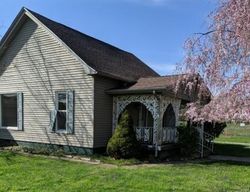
[141,143,179,160]
[145,144,179,160]
[142,143,178,151]
[158,143,178,151]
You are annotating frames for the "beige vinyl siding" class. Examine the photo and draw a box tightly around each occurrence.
[93,76,121,148]
[0,18,94,148]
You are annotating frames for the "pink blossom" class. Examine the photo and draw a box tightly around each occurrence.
[179,0,250,122]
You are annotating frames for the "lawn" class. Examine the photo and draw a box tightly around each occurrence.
[215,136,250,144]
[214,123,250,157]
[0,151,250,191]
[215,123,250,144]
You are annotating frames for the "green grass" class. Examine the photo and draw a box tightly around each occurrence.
[214,123,250,157]
[215,136,250,144]
[226,123,250,129]
[215,123,250,144]
[92,155,142,165]
[1,151,250,191]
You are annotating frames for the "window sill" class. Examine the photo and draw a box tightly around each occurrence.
[0,126,19,131]
[55,130,68,134]
[51,131,74,135]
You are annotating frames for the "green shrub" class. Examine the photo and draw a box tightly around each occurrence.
[177,125,199,157]
[107,110,139,159]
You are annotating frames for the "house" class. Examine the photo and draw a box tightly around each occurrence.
[0,8,207,156]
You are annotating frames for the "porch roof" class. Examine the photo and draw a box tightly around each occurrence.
[107,74,211,102]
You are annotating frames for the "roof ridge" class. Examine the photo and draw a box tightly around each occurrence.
[23,8,159,81]
[26,8,135,56]
[162,73,186,77]
[138,74,182,79]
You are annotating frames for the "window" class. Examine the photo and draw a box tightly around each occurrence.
[56,92,67,132]
[50,90,74,134]
[0,92,23,130]
[1,94,17,127]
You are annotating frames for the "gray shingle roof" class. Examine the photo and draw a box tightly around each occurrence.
[107,74,211,102]
[127,75,182,90]
[28,9,159,82]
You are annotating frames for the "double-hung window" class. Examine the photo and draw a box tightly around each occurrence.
[56,92,67,132]
[2,94,17,127]
[0,92,23,130]
[50,90,74,134]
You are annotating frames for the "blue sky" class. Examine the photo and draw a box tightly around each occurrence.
[0,0,217,75]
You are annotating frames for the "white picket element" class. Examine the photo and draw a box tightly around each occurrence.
[162,127,178,143]
[134,127,153,144]
[144,127,151,142]
[135,126,178,144]
[135,127,142,141]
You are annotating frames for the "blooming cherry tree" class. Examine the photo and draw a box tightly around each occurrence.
[180,0,250,122]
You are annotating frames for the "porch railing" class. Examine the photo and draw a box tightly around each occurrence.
[134,126,178,145]
[195,127,215,157]
[134,127,153,144]
[162,127,178,143]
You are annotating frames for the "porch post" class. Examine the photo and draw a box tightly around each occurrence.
[153,95,161,157]
[158,95,163,146]
[112,97,118,133]
[174,100,181,127]
[138,104,143,128]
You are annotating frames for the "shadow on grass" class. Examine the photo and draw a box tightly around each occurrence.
[166,158,250,167]
[214,143,250,158]
[190,158,250,167]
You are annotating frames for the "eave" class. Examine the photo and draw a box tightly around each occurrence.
[106,87,193,102]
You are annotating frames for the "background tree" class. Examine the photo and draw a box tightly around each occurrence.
[179,0,250,123]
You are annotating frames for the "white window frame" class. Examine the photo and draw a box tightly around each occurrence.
[55,91,67,133]
[0,93,19,130]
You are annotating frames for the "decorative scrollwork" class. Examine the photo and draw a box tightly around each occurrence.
[112,94,181,146]
[115,95,157,119]
[161,96,181,125]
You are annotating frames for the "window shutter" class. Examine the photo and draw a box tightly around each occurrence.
[17,92,23,130]
[66,90,74,134]
[50,110,57,132]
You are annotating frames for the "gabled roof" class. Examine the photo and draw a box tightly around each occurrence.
[0,7,159,82]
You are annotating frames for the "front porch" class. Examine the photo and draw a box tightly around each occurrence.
[111,94,181,156]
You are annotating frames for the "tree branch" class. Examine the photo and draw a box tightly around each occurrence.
[194,29,236,36]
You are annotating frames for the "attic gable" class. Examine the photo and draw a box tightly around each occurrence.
[26,8,159,82]
[0,7,96,75]
[1,8,159,82]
